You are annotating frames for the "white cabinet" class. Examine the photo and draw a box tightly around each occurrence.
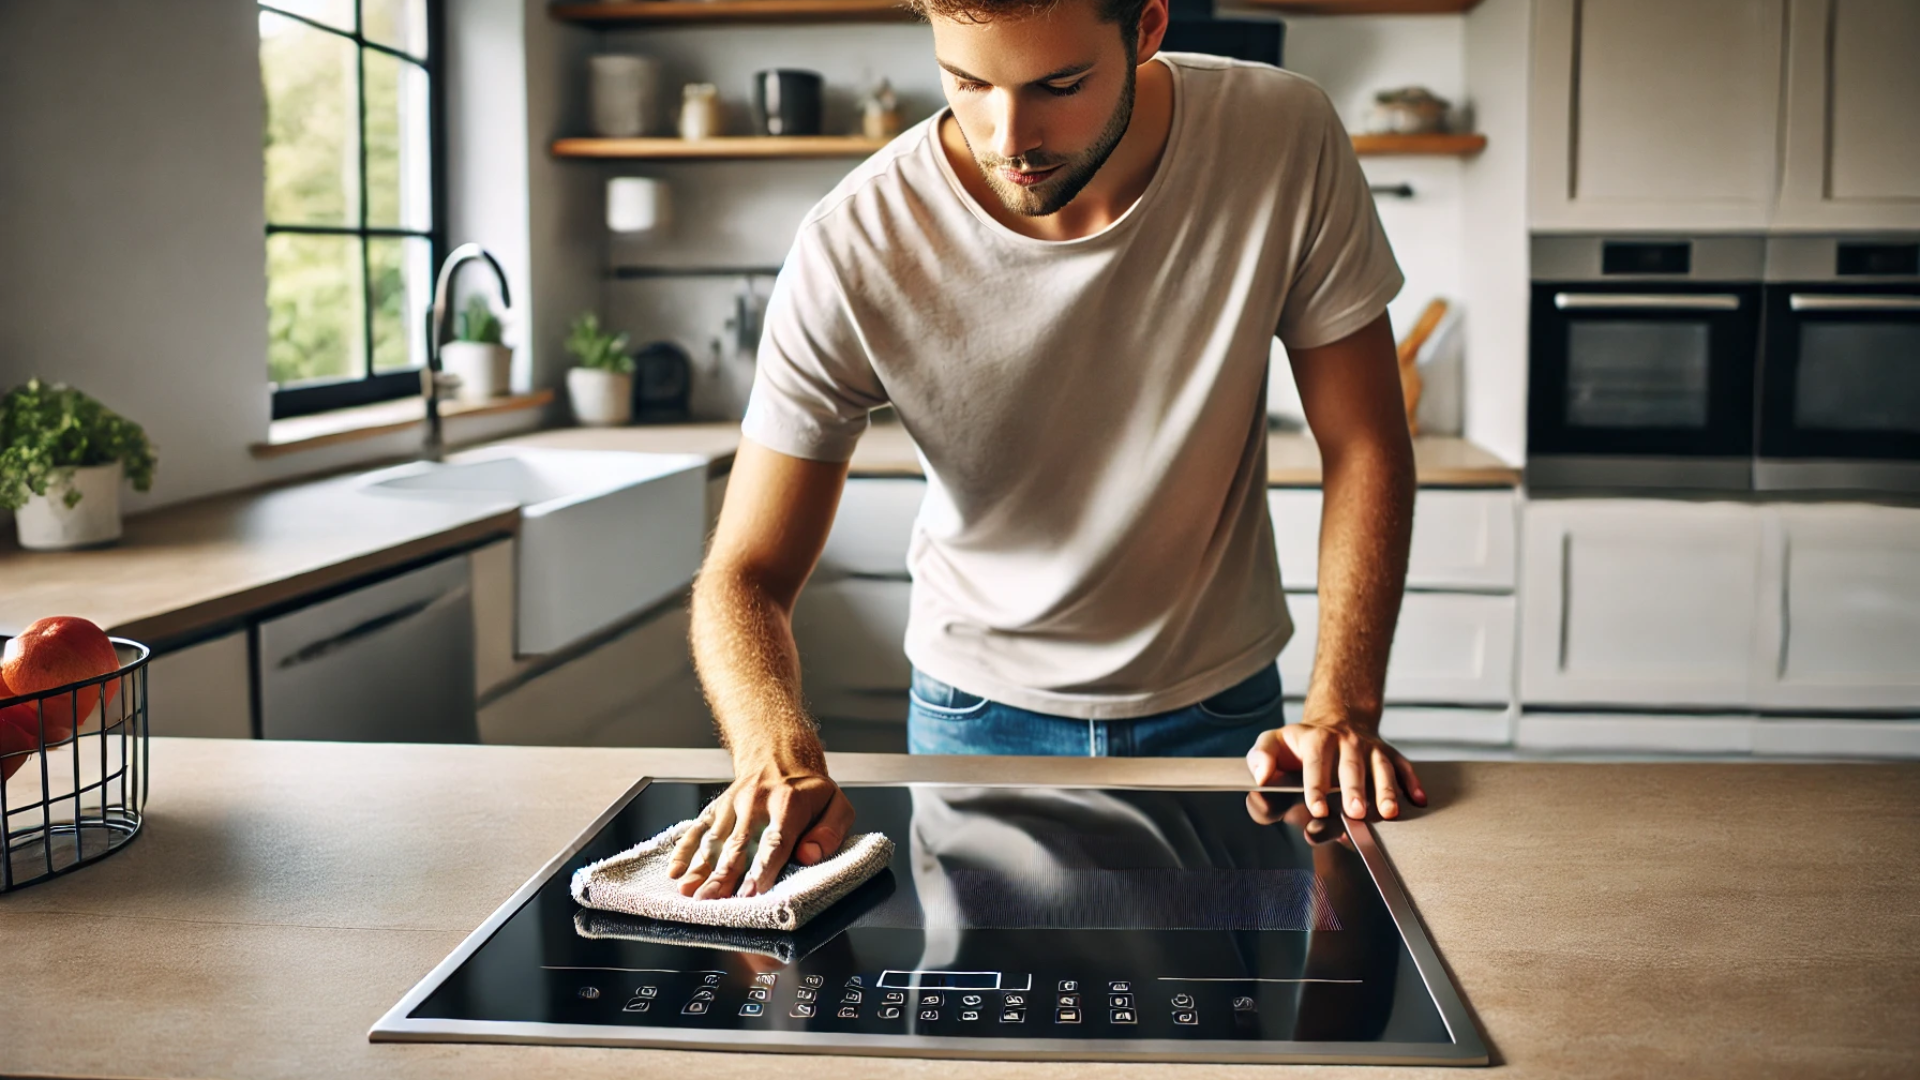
[1269,488,1517,591]
[791,577,914,722]
[471,538,518,698]
[145,630,252,739]
[1521,500,1763,709]
[1776,0,1920,230]
[817,478,924,578]
[1282,591,1516,707]
[1530,0,1786,231]
[1753,504,1920,711]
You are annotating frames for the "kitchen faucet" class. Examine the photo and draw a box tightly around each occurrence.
[424,243,513,462]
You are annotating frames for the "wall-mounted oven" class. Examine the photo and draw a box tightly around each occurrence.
[1527,236,1764,492]
[1756,236,1920,494]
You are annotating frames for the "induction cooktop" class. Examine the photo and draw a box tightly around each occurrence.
[371,781,1486,1065]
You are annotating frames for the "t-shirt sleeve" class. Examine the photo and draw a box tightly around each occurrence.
[1274,87,1404,351]
[739,226,889,462]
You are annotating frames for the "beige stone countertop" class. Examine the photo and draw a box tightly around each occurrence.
[0,740,1911,1079]
[0,471,520,642]
[506,422,1524,488]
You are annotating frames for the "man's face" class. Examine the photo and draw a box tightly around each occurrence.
[933,3,1139,218]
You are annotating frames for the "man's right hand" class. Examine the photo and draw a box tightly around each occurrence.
[666,755,854,900]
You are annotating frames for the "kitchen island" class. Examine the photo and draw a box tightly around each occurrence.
[0,740,1911,1078]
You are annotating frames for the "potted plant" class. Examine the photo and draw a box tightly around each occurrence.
[439,295,512,403]
[0,379,158,550]
[565,313,634,426]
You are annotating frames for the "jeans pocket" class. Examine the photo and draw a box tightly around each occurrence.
[1194,665,1284,723]
[908,668,990,718]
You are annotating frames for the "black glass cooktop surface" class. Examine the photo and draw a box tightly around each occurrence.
[372,781,1485,1065]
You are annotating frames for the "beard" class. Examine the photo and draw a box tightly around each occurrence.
[962,62,1138,218]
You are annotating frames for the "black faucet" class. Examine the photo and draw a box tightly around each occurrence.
[424,243,513,462]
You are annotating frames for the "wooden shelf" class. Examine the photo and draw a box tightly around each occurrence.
[549,0,915,26]
[552,135,890,159]
[1350,132,1487,157]
[555,133,1485,160]
[1235,0,1483,14]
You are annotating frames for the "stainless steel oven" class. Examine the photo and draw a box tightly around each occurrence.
[1527,235,1764,492]
[1756,235,1920,494]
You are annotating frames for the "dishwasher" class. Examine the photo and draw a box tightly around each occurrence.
[257,554,477,743]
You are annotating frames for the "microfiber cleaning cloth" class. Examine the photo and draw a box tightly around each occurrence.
[569,819,895,932]
[572,868,896,964]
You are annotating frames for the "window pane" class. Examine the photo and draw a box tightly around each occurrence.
[363,0,429,58]
[1796,322,1920,434]
[1565,321,1712,429]
[261,12,359,226]
[262,0,355,34]
[364,50,432,230]
[370,236,433,373]
[267,233,366,386]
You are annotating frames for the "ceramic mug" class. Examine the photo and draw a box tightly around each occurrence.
[752,69,823,137]
[590,55,660,138]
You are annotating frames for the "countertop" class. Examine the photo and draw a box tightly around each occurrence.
[504,422,1524,488]
[0,421,1516,645]
[0,740,1911,1079]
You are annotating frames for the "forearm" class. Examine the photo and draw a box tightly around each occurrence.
[688,563,825,774]
[1303,435,1415,732]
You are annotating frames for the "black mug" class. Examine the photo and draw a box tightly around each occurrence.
[753,69,824,137]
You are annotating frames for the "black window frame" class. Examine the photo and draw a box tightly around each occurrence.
[260,1,448,420]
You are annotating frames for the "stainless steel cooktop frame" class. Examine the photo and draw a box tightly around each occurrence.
[370,778,1488,1066]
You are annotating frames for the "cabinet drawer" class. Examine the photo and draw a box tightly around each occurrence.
[1279,592,1515,707]
[1269,488,1517,592]
[791,577,912,695]
[818,478,925,579]
[1516,713,1755,756]
[146,630,252,739]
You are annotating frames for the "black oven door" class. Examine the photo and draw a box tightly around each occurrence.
[1756,285,1920,493]
[1528,283,1761,490]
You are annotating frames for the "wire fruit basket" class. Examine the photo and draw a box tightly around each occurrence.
[0,637,150,892]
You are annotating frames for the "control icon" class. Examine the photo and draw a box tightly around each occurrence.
[577,987,600,1000]
[1173,1010,1199,1026]
[960,1010,981,1021]
[622,999,650,1013]
[635,986,657,999]
[739,1003,764,1017]
[802,975,824,988]
[682,1001,709,1016]
[1057,993,1081,1008]
[755,973,778,986]
[878,1006,903,1020]
[1109,994,1133,1009]
[841,990,864,1005]
[1055,1007,1082,1024]
[961,994,983,1007]
[845,976,864,987]
[791,1004,817,1019]
[919,1008,940,1021]
[1232,996,1256,1012]
[1003,993,1027,1006]
[882,991,906,1005]
[837,1005,860,1019]
[747,988,770,1002]
[1057,979,1079,992]
[702,974,720,985]
[1108,981,1132,993]
[1110,1008,1137,1024]
[1170,993,1195,1009]
[796,988,817,1003]
[1000,1008,1026,1023]
[690,988,715,1002]
[921,993,945,1007]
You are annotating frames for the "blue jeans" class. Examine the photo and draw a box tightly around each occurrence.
[907,664,1284,757]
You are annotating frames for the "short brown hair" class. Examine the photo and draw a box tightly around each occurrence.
[905,0,1152,33]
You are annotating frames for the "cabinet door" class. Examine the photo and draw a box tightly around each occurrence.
[1280,591,1515,707]
[1753,504,1920,710]
[146,630,252,739]
[1268,488,1518,592]
[1530,0,1785,230]
[1521,500,1762,708]
[791,577,913,722]
[1777,0,1920,229]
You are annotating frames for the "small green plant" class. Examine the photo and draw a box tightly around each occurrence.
[455,295,503,345]
[565,313,634,374]
[0,380,157,511]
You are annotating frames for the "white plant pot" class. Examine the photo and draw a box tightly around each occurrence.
[439,341,513,403]
[567,367,632,427]
[15,462,124,550]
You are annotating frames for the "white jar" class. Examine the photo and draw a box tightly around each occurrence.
[590,55,660,138]
[15,461,124,550]
[678,82,723,140]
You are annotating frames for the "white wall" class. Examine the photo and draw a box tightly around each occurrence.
[0,0,272,512]
[1460,0,1530,465]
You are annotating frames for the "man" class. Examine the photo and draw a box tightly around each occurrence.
[669,0,1427,901]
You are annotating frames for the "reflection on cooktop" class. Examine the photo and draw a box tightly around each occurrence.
[371,782,1486,1065]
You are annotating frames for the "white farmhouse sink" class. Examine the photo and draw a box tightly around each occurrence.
[361,446,709,654]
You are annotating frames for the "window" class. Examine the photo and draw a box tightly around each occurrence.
[259,1,442,418]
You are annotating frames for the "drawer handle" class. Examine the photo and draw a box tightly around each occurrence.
[1788,294,1920,313]
[275,597,438,671]
[1553,293,1741,311]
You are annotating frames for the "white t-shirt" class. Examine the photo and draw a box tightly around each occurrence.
[742,53,1402,720]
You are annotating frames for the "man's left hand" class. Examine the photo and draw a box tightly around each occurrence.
[1245,721,1426,820]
